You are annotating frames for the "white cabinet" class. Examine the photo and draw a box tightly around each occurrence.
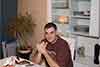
[76,36,98,57]
[70,0,100,37]
[90,0,100,37]
[75,36,100,67]
[47,0,100,37]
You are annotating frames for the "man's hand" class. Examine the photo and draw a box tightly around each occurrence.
[36,42,59,67]
[36,42,48,54]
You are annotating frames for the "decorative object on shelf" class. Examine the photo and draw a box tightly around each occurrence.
[73,11,90,17]
[52,0,69,9]
[73,11,84,16]
[73,25,89,33]
[83,10,90,16]
[77,46,85,57]
[58,16,69,24]
[7,12,36,59]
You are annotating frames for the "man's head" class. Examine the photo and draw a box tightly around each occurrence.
[44,23,57,43]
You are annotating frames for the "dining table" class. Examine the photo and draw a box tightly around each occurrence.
[0,56,46,67]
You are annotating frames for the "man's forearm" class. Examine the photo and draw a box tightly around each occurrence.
[43,52,60,67]
[32,52,42,64]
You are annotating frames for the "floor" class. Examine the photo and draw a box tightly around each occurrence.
[74,56,100,67]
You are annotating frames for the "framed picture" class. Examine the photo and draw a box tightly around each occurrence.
[52,0,69,9]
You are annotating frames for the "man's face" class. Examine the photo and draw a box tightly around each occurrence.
[44,27,57,43]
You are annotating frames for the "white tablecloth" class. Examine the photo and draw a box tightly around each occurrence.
[15,64,45,67]
[0,56,46,67]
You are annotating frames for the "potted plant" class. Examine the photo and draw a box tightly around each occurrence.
[7,12,36,59]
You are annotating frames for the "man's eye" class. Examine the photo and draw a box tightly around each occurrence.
[50,31,54,34]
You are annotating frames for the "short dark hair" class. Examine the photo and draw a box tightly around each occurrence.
[44,23,57,30]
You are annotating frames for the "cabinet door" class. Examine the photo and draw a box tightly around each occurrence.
[77,36,98,57]
[90,0,100,37]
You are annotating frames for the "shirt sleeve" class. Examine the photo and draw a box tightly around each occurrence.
[56,41,73,67]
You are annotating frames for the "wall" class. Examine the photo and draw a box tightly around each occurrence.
[18,0,48,46]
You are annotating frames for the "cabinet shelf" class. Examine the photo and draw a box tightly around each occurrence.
[52,0,69,9]
[52,1,67,3]
[66,30,90,37]
[70,31,99,38]
[71,15,90,19]
[71,31,89,36]
[74,0,90,1]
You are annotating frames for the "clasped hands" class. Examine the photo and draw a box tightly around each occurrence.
[36,41,48,55]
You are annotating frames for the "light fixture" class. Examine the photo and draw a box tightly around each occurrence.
[58,16,69,24]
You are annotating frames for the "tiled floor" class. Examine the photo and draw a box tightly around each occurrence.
[74,56,100,67]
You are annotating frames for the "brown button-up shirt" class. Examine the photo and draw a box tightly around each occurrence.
[46,36,73,67]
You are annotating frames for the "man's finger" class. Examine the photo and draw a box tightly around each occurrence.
[44,42,48,48]
[40,41,45,45]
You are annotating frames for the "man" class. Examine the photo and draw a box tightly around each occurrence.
[32,23,73,67]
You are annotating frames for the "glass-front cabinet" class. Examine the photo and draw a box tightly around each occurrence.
[70,0,91,36]
[51,0,71,36]
[50,0,100,37]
